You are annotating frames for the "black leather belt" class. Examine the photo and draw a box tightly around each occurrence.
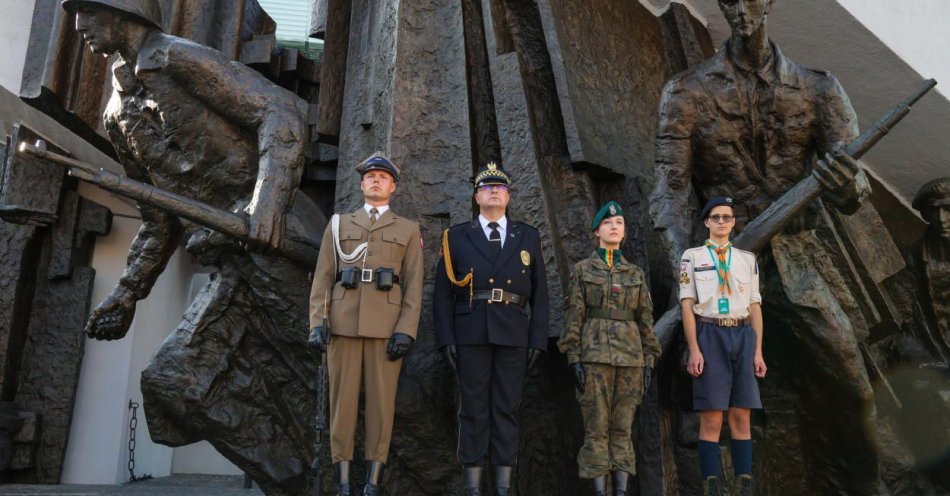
[696,316,747,327]
[587,308,636,321]
[464,289,527,307]
[336,269,400,284]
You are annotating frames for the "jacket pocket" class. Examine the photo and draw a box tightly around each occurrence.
[582,271,607,308]
[382,231,408,262]
[693,271,718,304]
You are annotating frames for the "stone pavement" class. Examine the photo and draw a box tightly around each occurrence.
[0,475,264,495]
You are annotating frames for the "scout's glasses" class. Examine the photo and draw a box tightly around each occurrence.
[708,215,735,223]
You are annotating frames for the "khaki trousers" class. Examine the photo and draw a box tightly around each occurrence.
[328,335,402,463]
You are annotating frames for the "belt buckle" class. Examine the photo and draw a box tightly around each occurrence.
[720,317,737,327]
[491,288,504,303]
[361,268,373,283]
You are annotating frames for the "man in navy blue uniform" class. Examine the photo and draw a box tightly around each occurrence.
[433,161,550,496]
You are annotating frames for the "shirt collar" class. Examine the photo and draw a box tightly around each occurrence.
[711,38,801,88]
[705,239,732,249]
[363,204,390,217]
[479,214,507,232]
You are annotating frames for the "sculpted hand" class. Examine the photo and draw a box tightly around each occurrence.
[308,326,331,352]
[186,228,241,265]
[527,348,543,370]
[754,352,767,378]
[246,202,286,254]
[85,285,137,341]
[687,349,704,378]
[572,362,586,393]
[441,345,458,372]
[387,332,414,361]
[643,366,654,391]
[814,143,868,211]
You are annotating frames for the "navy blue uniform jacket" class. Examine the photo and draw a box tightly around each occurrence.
[433,217,550,350]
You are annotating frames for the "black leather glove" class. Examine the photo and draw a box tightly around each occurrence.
[572,362,586,393]
[527,348,543,370]
[441,345,458,372]
[643,366,654,391]
[308,326,331,352]
[387,332,414,361]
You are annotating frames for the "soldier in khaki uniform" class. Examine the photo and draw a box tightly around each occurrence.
[308,153,424,496]
[558,201,661,496]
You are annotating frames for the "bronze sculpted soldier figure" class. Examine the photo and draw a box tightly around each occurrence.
[651,0,886,493]
[912,178,950,352]
[63,0,321,492]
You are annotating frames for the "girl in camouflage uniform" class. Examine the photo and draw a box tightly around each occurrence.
[558,201,662,496]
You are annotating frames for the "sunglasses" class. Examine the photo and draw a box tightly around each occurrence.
[708,215,735,223]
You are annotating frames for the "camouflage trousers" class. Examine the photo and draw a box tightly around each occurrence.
[576,364,643,479]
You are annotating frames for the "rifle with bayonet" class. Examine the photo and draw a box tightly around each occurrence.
[654,78,938,350]
[309,291,330,496]
[17,141,318,268]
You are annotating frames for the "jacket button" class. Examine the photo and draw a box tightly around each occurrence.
[507,279,512,284]
[489,278,495,284]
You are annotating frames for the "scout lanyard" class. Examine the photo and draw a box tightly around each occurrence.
[705,241,733,296]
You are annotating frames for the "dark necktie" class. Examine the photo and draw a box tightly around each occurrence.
[369,207,378,226]
[488,222,502,260]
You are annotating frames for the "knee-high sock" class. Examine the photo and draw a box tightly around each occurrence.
[731,439,753,475]
[698,440,720,478]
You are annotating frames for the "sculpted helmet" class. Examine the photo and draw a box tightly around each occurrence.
[61,0,163,31]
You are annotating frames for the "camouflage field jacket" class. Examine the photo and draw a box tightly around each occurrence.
[558,252,661,367]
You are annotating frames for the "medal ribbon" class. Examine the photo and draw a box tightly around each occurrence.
[705,241,733,296]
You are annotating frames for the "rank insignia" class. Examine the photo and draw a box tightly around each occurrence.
[521,250,531,266]
[680,271,690,285]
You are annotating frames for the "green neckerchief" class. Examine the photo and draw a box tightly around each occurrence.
[597,248,622,268]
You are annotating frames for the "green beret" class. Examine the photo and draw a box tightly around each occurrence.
[592,201,623,231]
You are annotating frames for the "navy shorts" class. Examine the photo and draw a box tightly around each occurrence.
[692,320,762,411]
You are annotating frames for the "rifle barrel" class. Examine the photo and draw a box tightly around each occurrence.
[733,78,937,253]
[18,142,319,267]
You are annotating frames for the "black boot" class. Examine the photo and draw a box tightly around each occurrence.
[736,474,754,496]
[334,461,353,496]
[592,475,607,496]
[494,466,512,496]
[464,466,483,496]
[363,461,384,496]
[702,476,724,496]
[612,471,629,496]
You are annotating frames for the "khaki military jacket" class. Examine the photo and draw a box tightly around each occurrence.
[309,208,423,339]
[558,252,661,367]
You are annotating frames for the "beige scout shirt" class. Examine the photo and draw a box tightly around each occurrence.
[309,208,424,339]
[678,242,761,318]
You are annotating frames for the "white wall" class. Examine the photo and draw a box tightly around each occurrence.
[837,0,950,99]
[0,0,34,94]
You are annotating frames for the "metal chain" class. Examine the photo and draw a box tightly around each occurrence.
[128,400,153,483]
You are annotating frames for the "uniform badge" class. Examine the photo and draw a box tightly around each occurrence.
[520,250,531,266]
[609,204,617,215]
[680,271,690,285]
